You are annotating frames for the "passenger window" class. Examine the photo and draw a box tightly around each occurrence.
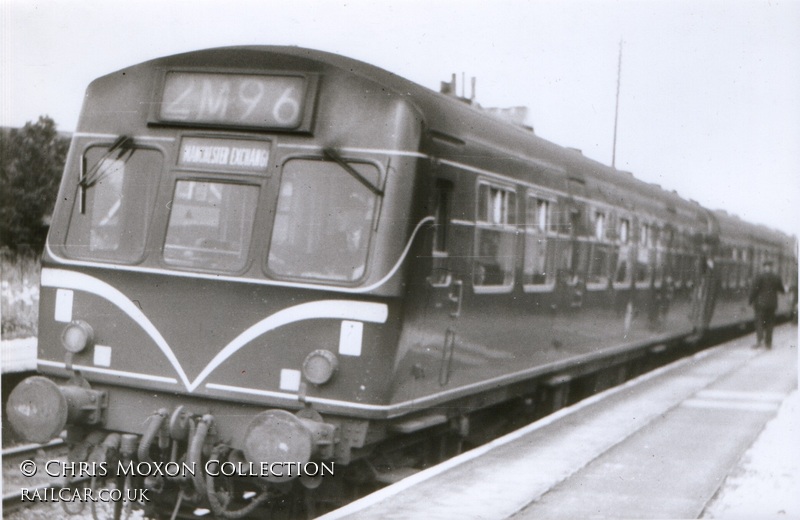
[478,184,515,225]
[523,194,554,288]
[654,247,666,288]
[584,210,614,289]
[588,243,615,288]
[615,256,629,285]
[614,217,632,287]
[619,218,630,244]
[594,211,605,241]
[474,182,516,290]
[635,223,654,287]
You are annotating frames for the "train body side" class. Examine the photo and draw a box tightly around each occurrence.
[388,111,711,408]
[383,85,795,409]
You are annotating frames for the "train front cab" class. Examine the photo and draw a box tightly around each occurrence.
[7,47,437,514]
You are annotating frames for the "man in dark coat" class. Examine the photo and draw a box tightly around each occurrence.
[748,260,785,348]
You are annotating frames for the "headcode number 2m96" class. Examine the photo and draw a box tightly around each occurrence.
[159,72,307,129]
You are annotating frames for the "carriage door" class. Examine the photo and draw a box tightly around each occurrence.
[427,179,462,319]
[425,179,462,385]
[689,237,719,333]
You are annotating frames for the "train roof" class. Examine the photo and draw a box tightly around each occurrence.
[712,209,796,250]
[105,46,794,248]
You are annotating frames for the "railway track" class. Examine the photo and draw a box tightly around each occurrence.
[2,439,133,518]
[2,438,64,458]
[2,438,68,512]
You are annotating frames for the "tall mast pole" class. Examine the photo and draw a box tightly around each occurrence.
[612,39,623,169]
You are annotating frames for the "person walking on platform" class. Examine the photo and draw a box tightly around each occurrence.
[748,260,785,349]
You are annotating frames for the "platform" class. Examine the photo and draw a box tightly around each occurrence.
[0,337,36,374]
[320,324,798,519]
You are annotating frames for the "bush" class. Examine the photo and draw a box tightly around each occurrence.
[0,116,68,253]
[0,248,40,338]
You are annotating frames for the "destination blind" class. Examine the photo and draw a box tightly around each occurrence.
[178,137,270,173]
[158,72,308,130]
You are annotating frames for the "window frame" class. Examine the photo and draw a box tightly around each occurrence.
[585,207,615,291]
[613,215,633,290]
[161,178,261,274]
[63,143,163,265]
[473,179,517,294]
[522,190,557,293]
[264,156,382,285]
[635,220,656,289]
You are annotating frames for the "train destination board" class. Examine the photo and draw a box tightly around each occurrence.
[178,137,270,173]
[159,72,308,129]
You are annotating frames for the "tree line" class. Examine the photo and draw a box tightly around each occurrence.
[1,116,68,253]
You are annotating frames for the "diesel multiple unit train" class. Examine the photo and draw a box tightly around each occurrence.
[7,47,796,518]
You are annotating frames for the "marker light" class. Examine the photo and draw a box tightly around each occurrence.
[302,350,339,385]
[61,320,94,353]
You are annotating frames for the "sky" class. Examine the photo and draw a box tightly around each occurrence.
[2,0,799,237]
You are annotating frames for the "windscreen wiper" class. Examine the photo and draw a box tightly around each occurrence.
[79,135,135,189]
[323,147,384,197]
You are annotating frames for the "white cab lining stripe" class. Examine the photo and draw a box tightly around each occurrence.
[450,219,475,227]
[206,383,300,401]
[193,300,387,391]
[205,383,390,411]
[73,132,176,142]
[45,216,433,294]
[276,144,426,158]
[41,268,388,392]
[38,359,179,384]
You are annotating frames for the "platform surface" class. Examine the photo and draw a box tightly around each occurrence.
[321,324,798,520]
[0,337,36,373]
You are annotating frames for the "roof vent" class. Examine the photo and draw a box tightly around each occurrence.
[440,73,476,104]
